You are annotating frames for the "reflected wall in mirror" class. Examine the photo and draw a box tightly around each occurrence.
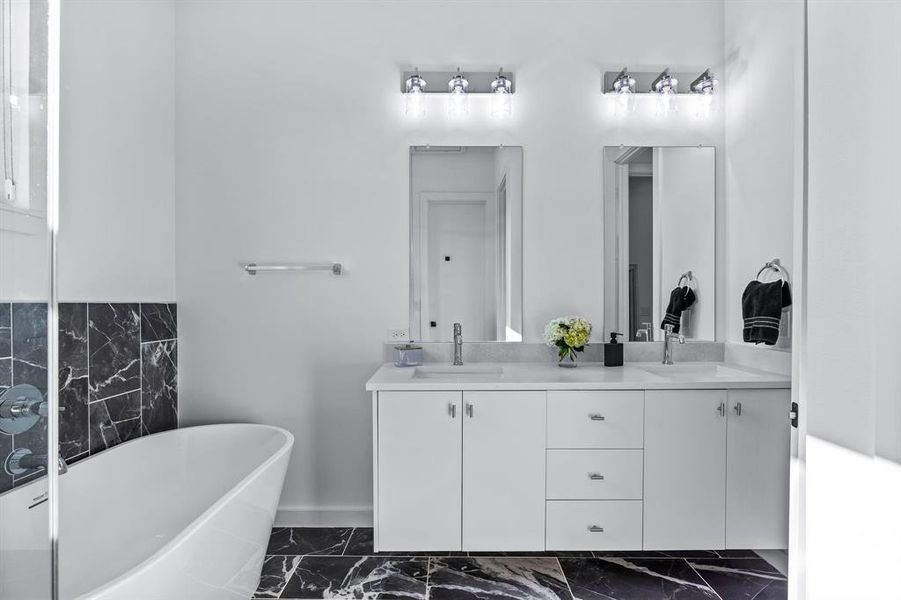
[603,146,715,341]
[410,146,523,342]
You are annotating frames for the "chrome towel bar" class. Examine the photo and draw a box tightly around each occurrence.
[243,263,342,276]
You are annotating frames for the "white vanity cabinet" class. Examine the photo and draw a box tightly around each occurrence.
[369,366,791,553]
[644,389,791,550]
[376,391,463,551]
[726,389,791,549]
[375,390,546,552]
[644,390,728,549]
[463,391,546,550]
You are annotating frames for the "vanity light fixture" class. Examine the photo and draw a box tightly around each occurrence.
[447,68,470,118]
[611,67,637,115]
[690,68,718,118]
[651,68,678,116]
[490,69,513,118]
[404,69,427,118]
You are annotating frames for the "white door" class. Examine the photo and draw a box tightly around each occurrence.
[377,391,462,551]
[425,200,491,340]
[462,391,546,551]
[726,389,791,549]
[796,3,901,598]
[644,390,727,549]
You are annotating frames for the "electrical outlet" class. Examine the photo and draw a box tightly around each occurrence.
[387,328,409,342]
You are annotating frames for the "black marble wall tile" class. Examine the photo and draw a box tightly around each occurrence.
[0,429,10,494]
[140,303,176,343]
[141,340,177,435]
[0,303,10,357]
[89,390,141,454]
[88,303,140,402]
[11,303,48,393]
[59,304,89,461]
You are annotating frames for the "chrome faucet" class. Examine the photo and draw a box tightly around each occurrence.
[641,322,654,342]
[662,323,685,365]
[453,323,463,366]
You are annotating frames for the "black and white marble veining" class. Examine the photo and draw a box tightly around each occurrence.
[253,555,302,598]
[88,303,141,402]
[279,556,429,599]
[0,302,10,357]
[141,340,177,435]
[559,557,720,600]
[59,303,90,460]
[0,422,11,494]
[428,557,572,600]
[140,303,177,343]
[88,390,141,453]
[688,558,787,600]
[343,528,468,558]
[267,527,355,556]
[11,303,48,392]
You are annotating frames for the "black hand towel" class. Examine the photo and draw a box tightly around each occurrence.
[742,280,792,345]
[661,286,696,334]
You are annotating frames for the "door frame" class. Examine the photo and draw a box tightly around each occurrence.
[416,191,494,340]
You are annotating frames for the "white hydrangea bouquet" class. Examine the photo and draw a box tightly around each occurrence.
[544,316,592,366]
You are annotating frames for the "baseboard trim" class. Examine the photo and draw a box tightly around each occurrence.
[275,506,374,527]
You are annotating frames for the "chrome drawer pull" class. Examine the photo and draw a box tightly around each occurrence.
[588,525,605,533]
[588,473,605,480]
[588,413,606,421]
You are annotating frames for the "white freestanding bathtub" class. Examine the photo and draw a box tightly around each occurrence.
[56,424,293,599]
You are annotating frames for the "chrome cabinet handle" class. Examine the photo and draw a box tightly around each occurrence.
[733,402,742,417]
[588,525,605,533]
[588,473,605,480]
[449,403,456,418]
[466,403,474,418]
[717,402,726,417]
[588,413,606,421]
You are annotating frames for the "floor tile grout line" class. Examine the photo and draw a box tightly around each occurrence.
[683,558,726,600]
[556,556,578,600]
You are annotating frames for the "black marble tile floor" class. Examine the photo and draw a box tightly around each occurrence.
[254,528,787,599]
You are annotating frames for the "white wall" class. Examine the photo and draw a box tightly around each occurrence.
[723,0,804,346]
[174,0,724,520]
[57,0,176,302]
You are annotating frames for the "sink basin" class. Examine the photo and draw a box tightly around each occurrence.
[639,364,761,380]
[412,365,504,380]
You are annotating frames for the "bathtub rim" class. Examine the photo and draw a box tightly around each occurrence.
[65,423,294,599]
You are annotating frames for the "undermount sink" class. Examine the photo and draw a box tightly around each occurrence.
[412,365,505,380]
[639,364,761,380]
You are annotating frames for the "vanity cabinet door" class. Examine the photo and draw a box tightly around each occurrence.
[644,390,727,550]
[462,391,546,551]
[377,391,462,551]
[726,389,791,549]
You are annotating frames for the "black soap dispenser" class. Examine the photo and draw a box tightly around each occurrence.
[604,332,624,367]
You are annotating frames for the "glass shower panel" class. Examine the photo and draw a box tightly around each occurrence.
[0,0,57,598]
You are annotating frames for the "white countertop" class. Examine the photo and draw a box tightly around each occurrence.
[365,361,791,391]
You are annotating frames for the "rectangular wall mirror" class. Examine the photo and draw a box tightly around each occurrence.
[410,145,523,342]
[603,146,715,341]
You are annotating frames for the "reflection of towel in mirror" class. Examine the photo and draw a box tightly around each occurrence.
[661,286,696,334]
[742,280,792,345]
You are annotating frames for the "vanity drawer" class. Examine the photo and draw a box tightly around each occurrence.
[546,500,643,550]
[547,449,643,500]
[547,391,644,448]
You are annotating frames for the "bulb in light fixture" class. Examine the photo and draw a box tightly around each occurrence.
[611,67,637,116]
[651,68,678,117]
[689,69,717,118]
[490,70,513,118]
[404,71,427,118]
[447,69,470,118]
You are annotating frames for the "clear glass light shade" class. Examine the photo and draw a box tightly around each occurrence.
[490,89,512,118]
[405,88,426,118]
[404,74,427,118]
[447,74,470,118]
[656,87,677,117]
[614,88,636,116]
[694,91,714,118]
